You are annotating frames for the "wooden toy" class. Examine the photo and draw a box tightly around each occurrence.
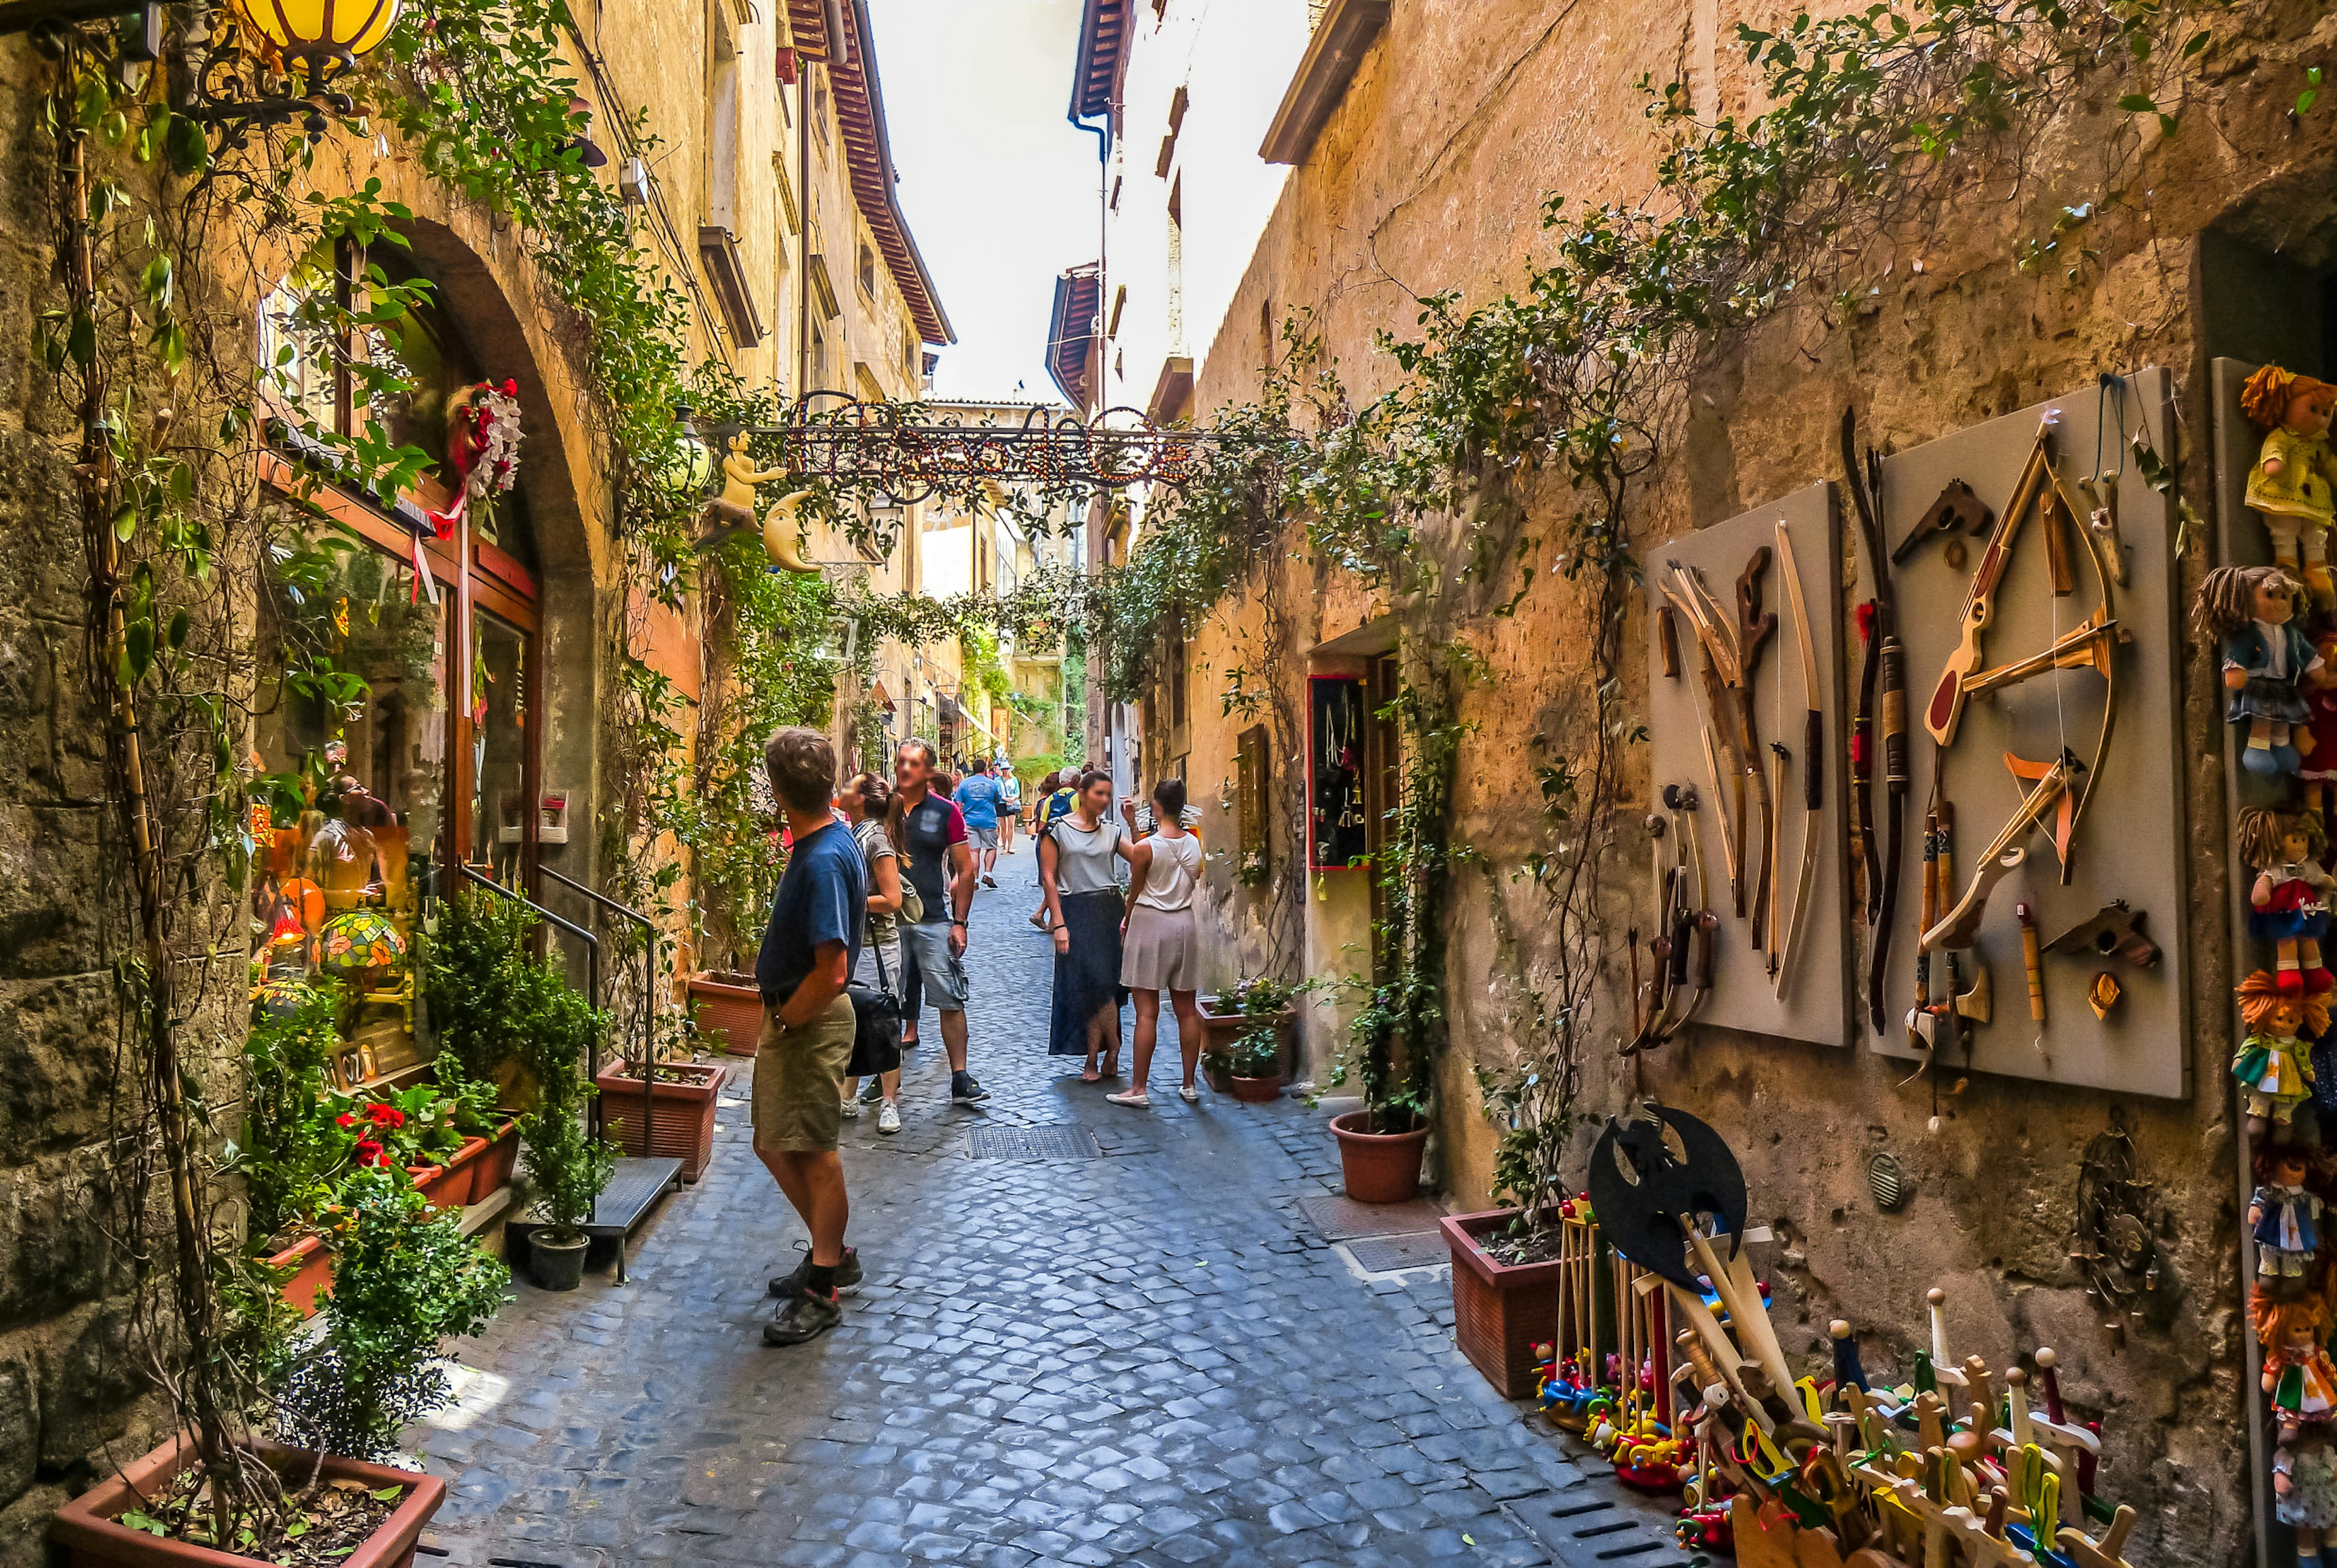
[2193,563,2320,776]
[2258,1291,2337,1424]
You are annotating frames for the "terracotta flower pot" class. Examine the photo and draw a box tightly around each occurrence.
[435,1137,491,1208]
[1197,998,1298,1079]
[52,1430,445,1568]
[593,1060,730,1183]
[473,1118,522,1199]
[1330,1110,1430,1204]
[1441,1208,1568,1398]
[404,1164,456,1213]
[266,1233,332,1322]
[1201,1058,1236,1094]
[686,973,763,1057]
[1229,1074,1283,1103]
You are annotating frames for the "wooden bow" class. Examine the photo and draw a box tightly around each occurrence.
[1772,521,1823,995]
[1662,554,1778,953]
[1920,750,2083,953]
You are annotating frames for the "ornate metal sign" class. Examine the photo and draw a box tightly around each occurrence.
[712,396,1207,504]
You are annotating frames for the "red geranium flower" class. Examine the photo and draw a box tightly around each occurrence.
[353,1140,385,1167]
[366,1103,405,1130]
[336,1112,356,1128]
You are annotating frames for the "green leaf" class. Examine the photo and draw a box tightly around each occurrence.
[165,113,208,176]
[141,253,173,307]
[2116,93,2154,115]
[2181,29,2210,58]
[66,312,97,369]
[369,1485,403,1502]
[123,622,152,682]
[167,608,189,650]
[111,505,137,542]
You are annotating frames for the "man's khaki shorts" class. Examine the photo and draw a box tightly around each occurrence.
[752,992,856,1153]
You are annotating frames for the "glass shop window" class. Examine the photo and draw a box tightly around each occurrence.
[469,608,531,882]
[257,273,337,431]
[250,524,449,1059]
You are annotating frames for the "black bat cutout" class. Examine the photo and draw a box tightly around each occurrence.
[1585,1103,1748,1290]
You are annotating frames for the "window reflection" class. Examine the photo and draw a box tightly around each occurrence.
[253,534,447,1051]
[470,610,530,878]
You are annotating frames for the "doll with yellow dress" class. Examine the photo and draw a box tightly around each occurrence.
[2241,364,2337,606]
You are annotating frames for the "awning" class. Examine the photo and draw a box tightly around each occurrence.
[869,679,896,714]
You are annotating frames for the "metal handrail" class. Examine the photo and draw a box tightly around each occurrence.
[454,866,609,1222]
[538,866,662,1173]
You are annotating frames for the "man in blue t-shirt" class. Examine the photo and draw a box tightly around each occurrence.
[955,756,1004,889]
[752,726,866,1348]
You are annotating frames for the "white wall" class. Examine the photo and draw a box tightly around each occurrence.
[1099,1,1311,421]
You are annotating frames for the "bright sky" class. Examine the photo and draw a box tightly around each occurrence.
[868,0,1099,405]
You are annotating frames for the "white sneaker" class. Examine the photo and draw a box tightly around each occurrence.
[839,1098,861,1119]
[1178,1085,1200,1103]
[878,1101,901,1134]
[1105,1089,1151,1108]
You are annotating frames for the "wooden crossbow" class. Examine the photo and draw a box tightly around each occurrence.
[1920,417,2122,884]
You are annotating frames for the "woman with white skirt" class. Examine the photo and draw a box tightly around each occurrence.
[1108,778,1207,1107]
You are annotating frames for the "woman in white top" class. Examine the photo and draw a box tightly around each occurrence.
[1039,770,1134,1077]
[1108,778,1206,1107]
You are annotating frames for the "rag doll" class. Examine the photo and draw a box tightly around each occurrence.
[2241,806,2337,994]
[2254,1149,2325,1280]
[2263,1290,2337,1425]
[2235,970,2330,1138]
[2242,364,2337,605]
[2278,1426,2337,1568]
[2195,564,2322,776]
[2306,630,2337,825]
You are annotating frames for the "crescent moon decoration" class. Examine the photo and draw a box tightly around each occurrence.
[761,489,819,574]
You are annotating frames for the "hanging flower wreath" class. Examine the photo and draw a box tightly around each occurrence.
[428,378,525,540]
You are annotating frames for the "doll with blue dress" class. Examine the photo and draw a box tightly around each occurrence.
[2196,565,2324,777]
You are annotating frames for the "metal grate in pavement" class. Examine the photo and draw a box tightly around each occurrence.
[1299,1192,1447,1239]
[1341,1231,1447,1274]
[968,1124,1104,1161]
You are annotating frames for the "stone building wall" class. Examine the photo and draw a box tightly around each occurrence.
[1151,2,2337,1559]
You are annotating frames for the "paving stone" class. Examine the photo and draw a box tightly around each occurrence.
[416,885,1660,1566]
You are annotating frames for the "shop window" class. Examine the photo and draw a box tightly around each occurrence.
[251,523,449,1076]
[469,610,533,882]
[257,274,337,431]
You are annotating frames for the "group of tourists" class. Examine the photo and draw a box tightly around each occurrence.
[745,727,1214,1347]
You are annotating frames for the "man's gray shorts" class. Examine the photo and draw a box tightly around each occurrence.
[900,919,971,1009]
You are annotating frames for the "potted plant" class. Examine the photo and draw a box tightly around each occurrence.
[520,1101,617,1291]
[1198,975,1301,1079]
[1221,1030,1287,1103]
[1436,1067,1582,1397]
[593,1054,730,1183]
[1326,986,1433,1205]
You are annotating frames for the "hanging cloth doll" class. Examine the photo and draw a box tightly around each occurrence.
[2252,1150,2324,1279]
[2241,364,2337,607]
[2261,1292,2337,1424]
[2240,806,2337,994]
[2234,969,2330,1140]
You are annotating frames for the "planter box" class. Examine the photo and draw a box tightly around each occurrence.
[53,1430,445,1568]
[593,1060,730,1183]
[687,973,763,1057]
[471,1118,522,1201]
[405,1164,456,1213]
[1441,1208,1568,1398]
[266,1233,331,1322]
[435,1138,491,1208]
[1228,1074,1283,1104]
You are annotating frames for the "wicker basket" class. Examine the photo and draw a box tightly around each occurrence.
[1441,1208,1566,1398]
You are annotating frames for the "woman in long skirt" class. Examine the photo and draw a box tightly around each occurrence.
[1039,769,1131,1076]
[1108,777,1207,1107]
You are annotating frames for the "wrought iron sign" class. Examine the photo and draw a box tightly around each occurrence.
[710,396,1209,503]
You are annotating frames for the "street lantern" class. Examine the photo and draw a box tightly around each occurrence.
[229,0,402,82]
[661,403,716,501]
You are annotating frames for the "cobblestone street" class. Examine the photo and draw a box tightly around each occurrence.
[416,851,1671,1568]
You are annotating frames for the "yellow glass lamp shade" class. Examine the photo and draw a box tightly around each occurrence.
[232,0,402,66]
